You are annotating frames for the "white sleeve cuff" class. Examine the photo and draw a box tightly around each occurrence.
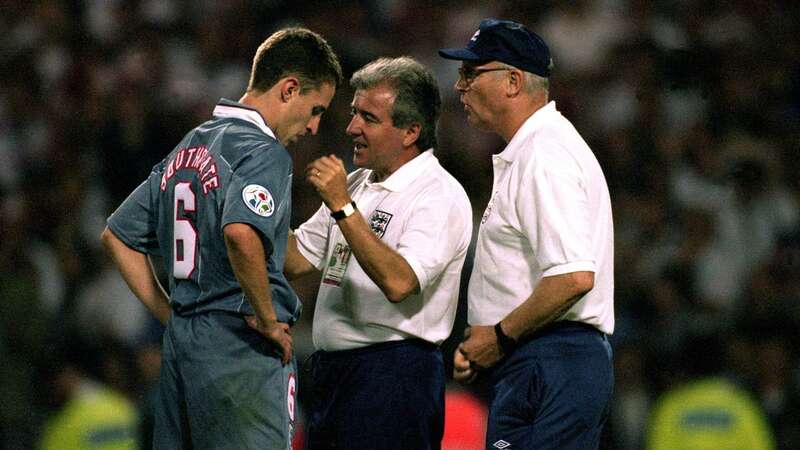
[399,252,429,292]
[541,260,596,277]
[295,234,326,271]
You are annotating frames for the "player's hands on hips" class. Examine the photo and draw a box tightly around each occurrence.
[459,324,504,371]
[306,155,351,212]
[245,316,293,365]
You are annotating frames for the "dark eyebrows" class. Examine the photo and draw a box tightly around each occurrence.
[350,105,379,123]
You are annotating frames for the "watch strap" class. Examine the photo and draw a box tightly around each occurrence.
[494,322,517,354]
[331,201,357,220]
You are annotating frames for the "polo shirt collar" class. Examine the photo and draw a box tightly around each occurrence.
[213,98,277,140]
[368,149,436,192]
[496,100,558,163]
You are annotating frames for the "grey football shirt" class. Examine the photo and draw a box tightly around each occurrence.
[107,99,301,323]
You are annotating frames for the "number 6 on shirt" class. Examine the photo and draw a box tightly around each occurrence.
[173,182,197,279]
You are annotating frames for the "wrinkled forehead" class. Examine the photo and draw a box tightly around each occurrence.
[352,84,397,107]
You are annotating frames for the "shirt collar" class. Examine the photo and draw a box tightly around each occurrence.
[212,98,277,140]
[495,100,558,163]
[367,149,436,192]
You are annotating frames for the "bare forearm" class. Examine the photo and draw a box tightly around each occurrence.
[224,223,278,323]
[306,155,418,301]
[136,259,172,324]
[336,212,418,302]
[285,231,317,281]
[501,271,594,340]
[101,227,171,324]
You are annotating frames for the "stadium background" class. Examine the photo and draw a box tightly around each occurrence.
[2,0,800,448]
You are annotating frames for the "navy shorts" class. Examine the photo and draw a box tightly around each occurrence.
[485,321,613,450]
[154,311,297,450]
[305,339,445,450]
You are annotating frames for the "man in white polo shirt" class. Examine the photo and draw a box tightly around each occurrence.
[285,56,472,449]
[440,18,615,449]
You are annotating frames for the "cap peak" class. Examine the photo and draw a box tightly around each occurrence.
[438,18,552,78]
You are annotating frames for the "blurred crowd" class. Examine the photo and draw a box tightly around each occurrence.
[2,0,800,449]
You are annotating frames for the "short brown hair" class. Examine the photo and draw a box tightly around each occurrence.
[248,27,342,93]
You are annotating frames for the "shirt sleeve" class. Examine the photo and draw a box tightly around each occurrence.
[519,142,596,277]
[107,175,160,255]
[222,144,291,256]
[395,185,472,291]
[294,203,333,270]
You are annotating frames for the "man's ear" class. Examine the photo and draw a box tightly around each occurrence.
[402,123,421,148]
[506,69,524,97]
[279,77,301,103]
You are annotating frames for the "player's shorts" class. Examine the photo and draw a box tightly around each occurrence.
[305,339,445,450]
[485,321,613,450]
[154,311,297,450]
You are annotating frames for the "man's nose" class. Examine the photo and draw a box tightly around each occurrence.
[307,116,321,135]
[345,116,360,136]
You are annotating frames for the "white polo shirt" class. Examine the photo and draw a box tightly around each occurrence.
[468,101,615,334]
[295,149,473,351]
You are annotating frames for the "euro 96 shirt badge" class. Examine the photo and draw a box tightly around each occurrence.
[242,184,274,217]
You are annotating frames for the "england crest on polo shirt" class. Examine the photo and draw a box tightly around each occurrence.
[369,210,393,238]
[242,184,274,217]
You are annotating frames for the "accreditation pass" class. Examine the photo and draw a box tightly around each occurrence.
[322,242,351,286]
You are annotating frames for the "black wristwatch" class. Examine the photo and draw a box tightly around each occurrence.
[494,322,517,354]
[330,201,357,220]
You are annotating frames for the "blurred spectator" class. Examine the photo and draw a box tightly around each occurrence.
[538,1,630,78]
[36,335,139,450]
[131,319,164,450]
[75,253,151,347]
[695,145,798,316]
[669,122,727,212]
[0,193,52,448]
[754,335,800,450]
[608,343,651,450]
[646,332,775,450]
[1,1,800,448]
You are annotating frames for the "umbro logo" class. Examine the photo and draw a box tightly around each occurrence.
[493,440,511,449]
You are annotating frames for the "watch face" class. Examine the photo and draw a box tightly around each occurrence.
[332,202,357,220]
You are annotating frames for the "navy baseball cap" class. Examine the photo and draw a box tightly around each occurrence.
[439,18,553,77]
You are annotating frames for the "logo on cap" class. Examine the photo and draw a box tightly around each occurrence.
[438,18,553,78]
